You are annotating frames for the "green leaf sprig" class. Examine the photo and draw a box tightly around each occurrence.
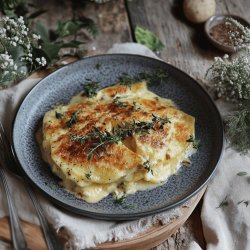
[72,114,171,160]
[135,26,165,52]
[118,69,168,88]
[83,80,99,98]
[217,195,229,209]
[112,96,128,107]
[66,110,80,127]
[186,135,200,149]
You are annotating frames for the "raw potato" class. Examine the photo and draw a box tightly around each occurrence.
[183,0,216,23]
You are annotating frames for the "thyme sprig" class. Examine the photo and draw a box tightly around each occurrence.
[66,110,80,127]
[72,114,171,160]
[186,135,200,149]
[118,69,168,88]
[143,160,153,174]
[225,99,250,153]
[113,96,128,107]
[55,111,64,119]
[216,195,229,209]
[83,79,99,98]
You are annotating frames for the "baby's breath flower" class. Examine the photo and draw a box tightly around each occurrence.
[226,18,250,48]
[0,16,47,86]
[206,50,250,101]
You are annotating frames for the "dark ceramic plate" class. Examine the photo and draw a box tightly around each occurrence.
[12,54,223,220]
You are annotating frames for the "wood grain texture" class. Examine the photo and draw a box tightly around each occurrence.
[126,0,250,79]
[33,0,132,57]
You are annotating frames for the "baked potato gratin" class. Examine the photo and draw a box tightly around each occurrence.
[38,80,197,203]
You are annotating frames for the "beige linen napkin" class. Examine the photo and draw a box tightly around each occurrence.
[0,43,187,250]
[188,102,250,250]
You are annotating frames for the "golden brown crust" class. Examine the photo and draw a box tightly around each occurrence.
[40,81,195,202]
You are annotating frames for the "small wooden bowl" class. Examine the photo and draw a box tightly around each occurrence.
[205,14,250,53]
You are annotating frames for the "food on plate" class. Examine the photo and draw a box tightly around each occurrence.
[38,79,197,203]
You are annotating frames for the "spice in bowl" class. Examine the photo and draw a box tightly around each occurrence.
[205,15,250,53]
[209,18,250,47]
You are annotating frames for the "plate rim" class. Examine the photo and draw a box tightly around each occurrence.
[11,53,224,220]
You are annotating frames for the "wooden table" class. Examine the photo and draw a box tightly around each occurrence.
[1,0,250,249]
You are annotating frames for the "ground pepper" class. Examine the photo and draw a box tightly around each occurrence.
[209,21,244,46]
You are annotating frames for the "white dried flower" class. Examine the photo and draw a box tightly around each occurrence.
[0,16,46,85]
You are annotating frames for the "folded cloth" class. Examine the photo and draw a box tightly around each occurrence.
[0,43,190,250]
[188,102,250,250]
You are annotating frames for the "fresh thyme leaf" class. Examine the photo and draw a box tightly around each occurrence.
[140,69,168,85]
[244,201,249,207]
[186,135,200,149]
[217,195,229,209]
[55,111,64,119]
[66,110,80,127]
[113,96,128,107]
[237,200,244,205]
[122,204,137,209]
[193,139,200,149]
[186,135,195,142]
[85,114,170,160]
[114,195,126,204]
[83,80,99,98]
[152,113,171,128]
[225,99,250,154]
[237,171,248,176]
[118,73,136,88]
[85,173,91,179]
[132,101,141,111]
[143,160,153,175]
[237,200,250,207]
[95,63,101,70]
[118,70,168,89]
[135,26,165,52]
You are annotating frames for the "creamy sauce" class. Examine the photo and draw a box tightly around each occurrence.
[38,81,196,203]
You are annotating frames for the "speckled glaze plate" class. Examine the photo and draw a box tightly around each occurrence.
[12,54,224,220]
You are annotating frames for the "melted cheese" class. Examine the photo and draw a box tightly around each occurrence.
[38,81,195,203]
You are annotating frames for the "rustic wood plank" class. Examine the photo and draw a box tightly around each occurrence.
[34,0,132,57]
[126,0,250,80]
[125,1,250,248]
[0,217,47,250]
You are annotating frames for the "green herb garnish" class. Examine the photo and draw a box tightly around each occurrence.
[143,160,153,175]
[118,70,168,88]
[85,173,91,179]
[186,135,200,149]
[95,63,101,70]
[217,195,229,209]
[237,200,249,207]
[152,113,171,128]
[83,80,99,98]
[113,96,128,107]
[118,73,136,88]
[114,195,126,204]
[72,114,170,160]
[135,26,165,52]
[237,171,248,176]
[66,110,80,128]
[55,111,64,119]
[225,99,250,154]
[132,101,141,111]
[122,204,137,209]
